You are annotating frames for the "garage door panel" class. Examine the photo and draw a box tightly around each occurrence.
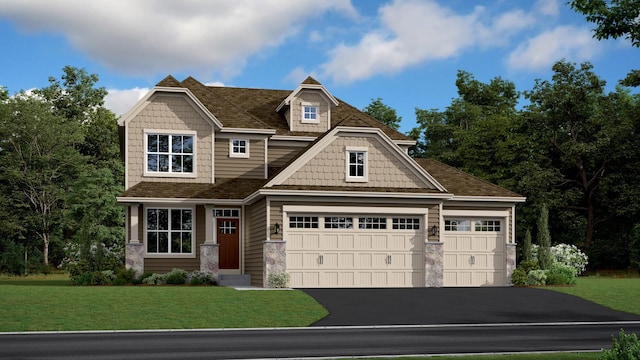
[338,253,354,268]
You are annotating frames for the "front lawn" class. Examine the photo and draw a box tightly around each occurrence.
[544,276,640,315]
[0,274,328,332]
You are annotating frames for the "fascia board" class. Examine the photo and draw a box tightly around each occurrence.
[450,195,527,203]
[395,139,418,146]
[275,83,339,112]
[118,87,223,129]
[253,189,453,200]
[270,135,317,142]
[220,128,276,135]
[116,197,243,205]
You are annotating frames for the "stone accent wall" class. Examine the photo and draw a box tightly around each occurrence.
[125,243,145,278]
[283,135,427,188]
[425,242,444,287]
[506,243,517,286]
[200,243,219,281]
[263,241,286,288]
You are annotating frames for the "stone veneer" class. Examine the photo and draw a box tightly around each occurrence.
[263,241,286,288]
[506,243,517,286]
[125,243,145,278]
[200,244,219,281]
[424,242,444,287]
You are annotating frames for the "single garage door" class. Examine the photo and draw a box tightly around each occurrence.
[443,219,506,287]
[287,215,424,288]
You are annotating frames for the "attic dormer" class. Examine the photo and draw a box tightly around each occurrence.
[276,76,339,133]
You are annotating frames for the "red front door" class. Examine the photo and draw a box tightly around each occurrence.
[218,218,239,269]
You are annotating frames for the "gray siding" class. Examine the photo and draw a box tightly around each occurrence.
[245,198,267,286]
[215,138,266,179]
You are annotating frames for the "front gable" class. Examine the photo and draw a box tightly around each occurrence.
[265,126,445,192]
[276,76,339,134]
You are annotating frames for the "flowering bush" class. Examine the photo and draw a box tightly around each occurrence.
[188,271,216,285]
[59,241,124,275]
[267,271,290,288]
[527,269,547,286]
[531,243,588,275]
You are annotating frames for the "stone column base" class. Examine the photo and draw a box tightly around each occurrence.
[125,243,145,278]
[506,243,517,286]
[425,242,444,287]
[200,243,219,282]
[264,241,286,288]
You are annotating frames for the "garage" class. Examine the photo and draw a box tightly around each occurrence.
[286,211,425,288]
[442,218,507,287]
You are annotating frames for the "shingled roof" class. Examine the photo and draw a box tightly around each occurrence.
[414,158,523,198]
[153,76,412,141]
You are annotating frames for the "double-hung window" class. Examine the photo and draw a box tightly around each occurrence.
[346,147,368,182]
[230,139,249,158]
[146,133,194,175]
[146,208,193,254]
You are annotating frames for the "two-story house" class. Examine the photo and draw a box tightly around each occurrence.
[117,75,525,288]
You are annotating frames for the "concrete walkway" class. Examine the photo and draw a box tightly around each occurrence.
[303,287,640,326]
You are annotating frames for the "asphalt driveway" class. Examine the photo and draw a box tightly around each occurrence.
[303,288,640,326]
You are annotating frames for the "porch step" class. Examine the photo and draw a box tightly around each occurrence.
[218,274,251,287]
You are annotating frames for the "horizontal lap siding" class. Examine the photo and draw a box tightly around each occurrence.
[245,199,267,286]
[143,205,205,274]
[215,139,266,179]
[268,146,301,169]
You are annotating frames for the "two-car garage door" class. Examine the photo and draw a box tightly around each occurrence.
[286,214,424,288]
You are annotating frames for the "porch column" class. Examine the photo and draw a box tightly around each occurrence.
[125,204,144,277]
[424,241,444,287]
[263,240,286,288]
[506,243,517,286]
[200,205,219,281]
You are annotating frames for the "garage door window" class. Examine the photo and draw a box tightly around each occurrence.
[324,217,354,229]
[290,216,318,229]
[392,218,420,230]
[445,219,501,232]
[359,217,387,229]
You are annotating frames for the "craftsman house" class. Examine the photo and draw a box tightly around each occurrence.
[117,75,525,288]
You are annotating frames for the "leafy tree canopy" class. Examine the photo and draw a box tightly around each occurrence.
[362,97,402,130]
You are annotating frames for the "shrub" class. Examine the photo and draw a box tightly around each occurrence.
[511,267,527,286]
[522,229,533,262]
[70,270,115,286]
[551,243,588,275]
[188,271,215,285]
[0,238,26,276]
[526,269,547,286]
[113,268,137,286]
[59,241,123,276]
[537,204,553,270]
[546,263,577,285]
[267,271,290,288]
[599,329,640,360]
[142,273,167,285]
[165,268,188,285]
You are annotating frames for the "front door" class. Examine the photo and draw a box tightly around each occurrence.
[217,218,239,269]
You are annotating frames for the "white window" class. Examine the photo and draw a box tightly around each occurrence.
[475,220,501,232]
[214,209,240,218]
[445,220,471,232]
[146,208,193,254]
[230,139,249,158]
[324,217,354,229]
[302,104,319,123]
[290,216,319,229]
[346,147,368,182]
[444,219,501,232]
[146,134,194,174]
[392,218,420,230]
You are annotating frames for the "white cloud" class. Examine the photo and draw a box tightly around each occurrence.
[105,87,149,116]
[320,0,534,84]
[535,0,560,17]
[0,0,356,78]
[284,67,319,85]
[507,26,602,72]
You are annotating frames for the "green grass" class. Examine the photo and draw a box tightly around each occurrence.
[0,274,328,332]
[544,276,640,315]
[352,353,599,360]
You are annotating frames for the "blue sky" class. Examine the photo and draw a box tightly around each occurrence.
[1,0,638,134]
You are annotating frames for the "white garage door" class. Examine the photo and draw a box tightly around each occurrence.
[443,219,506,287]
[287,215,424,288]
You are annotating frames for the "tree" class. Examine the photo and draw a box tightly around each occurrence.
[524,60,637,249]
[570,0,640,86]
[362,98,402,130]
[523,229,533,263]
[537,204,553,270]
[0,95,85,266]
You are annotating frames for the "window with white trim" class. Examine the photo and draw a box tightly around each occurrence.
[146,208,193,254]
[214,209,240,218]
[346,147,368,182]
[475,220,501,232]
[302,104,319,122]
[290,216,318,229]
[444,220,471,231]
[359,217,387,229]
[230,139,249,158]
[392,217,420,230]
[324,217,354,229]
[146,134,194,173]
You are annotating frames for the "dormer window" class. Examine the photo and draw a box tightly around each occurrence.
[346,146,368,182]
[230,138,249,158]
[302,103,319,123]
